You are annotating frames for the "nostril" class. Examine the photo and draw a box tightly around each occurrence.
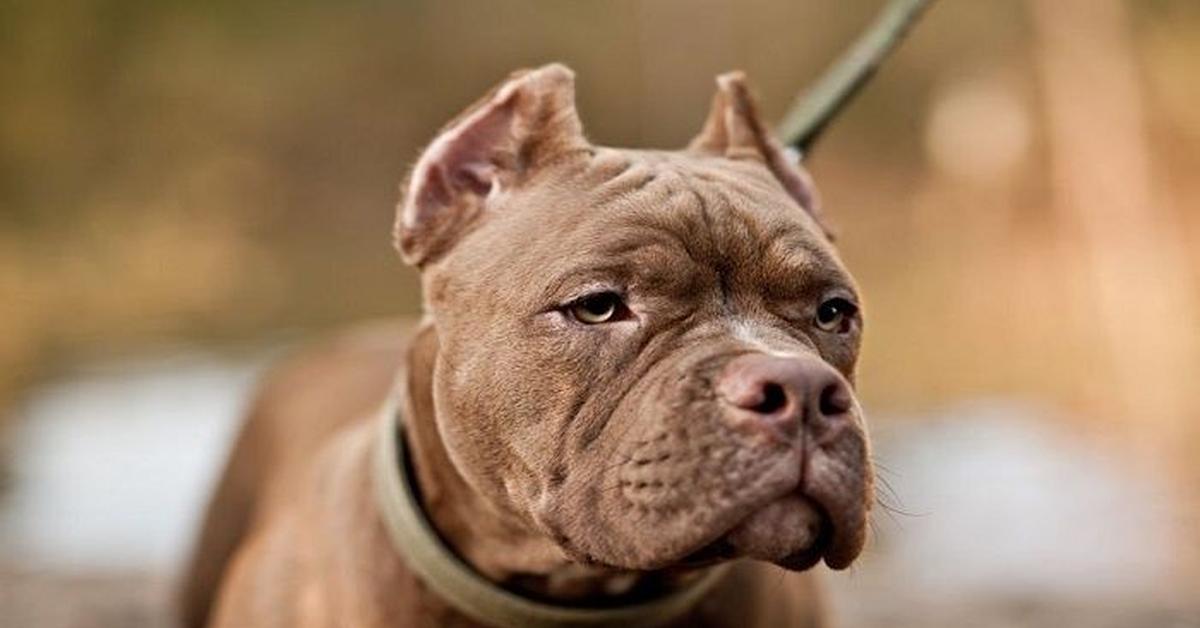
[751,382,789,415]
[819,382,852,418]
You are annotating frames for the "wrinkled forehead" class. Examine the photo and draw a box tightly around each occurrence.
[575,148,828,247]
[557,150,834,255]
[443,148,850,299]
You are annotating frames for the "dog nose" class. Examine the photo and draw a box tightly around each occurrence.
[717,354,853,441]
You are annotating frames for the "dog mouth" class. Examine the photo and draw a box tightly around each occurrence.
[677,490,860,571]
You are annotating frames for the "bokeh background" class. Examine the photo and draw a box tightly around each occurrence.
[2,0,1198,626]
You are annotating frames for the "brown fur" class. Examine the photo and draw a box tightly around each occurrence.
[180,64,871,628]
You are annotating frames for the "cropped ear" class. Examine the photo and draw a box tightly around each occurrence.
[689,72,829,235]
[395,64,588,267]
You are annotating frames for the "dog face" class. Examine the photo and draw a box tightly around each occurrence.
[396,65,871,572]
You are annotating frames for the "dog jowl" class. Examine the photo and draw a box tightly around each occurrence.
[397,63,873,575]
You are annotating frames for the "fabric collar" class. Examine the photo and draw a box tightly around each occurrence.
[371,401,730,628]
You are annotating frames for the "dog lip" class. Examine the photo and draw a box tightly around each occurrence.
[676,491,831,570]
[806,480,868,571]
[777,521,832,571]
[692,478,864,571]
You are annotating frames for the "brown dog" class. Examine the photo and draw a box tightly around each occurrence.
[180,64,873,628]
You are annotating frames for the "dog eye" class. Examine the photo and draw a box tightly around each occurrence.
[815,297,858,334]
[567,292,628,324]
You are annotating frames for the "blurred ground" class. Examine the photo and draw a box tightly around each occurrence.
[3,0,1200,626]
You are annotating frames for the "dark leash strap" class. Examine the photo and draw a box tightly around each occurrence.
[777,0,936,155]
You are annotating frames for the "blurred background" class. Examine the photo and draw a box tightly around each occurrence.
[1,0,1198,626]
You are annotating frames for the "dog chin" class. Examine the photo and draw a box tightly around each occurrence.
[725,494,828,566]
[674,493,831,571]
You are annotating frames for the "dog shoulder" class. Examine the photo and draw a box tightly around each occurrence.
[178,318,414,628]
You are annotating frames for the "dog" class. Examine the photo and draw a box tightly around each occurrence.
[179,63,873,628]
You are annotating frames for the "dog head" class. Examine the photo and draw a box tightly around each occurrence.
[396,64,871,573]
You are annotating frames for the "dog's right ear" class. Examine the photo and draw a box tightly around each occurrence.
[689,72,830,237]
[395,64,588,267]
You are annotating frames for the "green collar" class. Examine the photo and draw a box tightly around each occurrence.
[372,403,730,628]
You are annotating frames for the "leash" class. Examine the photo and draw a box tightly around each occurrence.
[778,0,936,154]
[372,402,731,628]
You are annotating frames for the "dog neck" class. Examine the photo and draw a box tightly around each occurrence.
[384,321,727,617]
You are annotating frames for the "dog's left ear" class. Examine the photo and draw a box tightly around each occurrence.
[689,72,829,235]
